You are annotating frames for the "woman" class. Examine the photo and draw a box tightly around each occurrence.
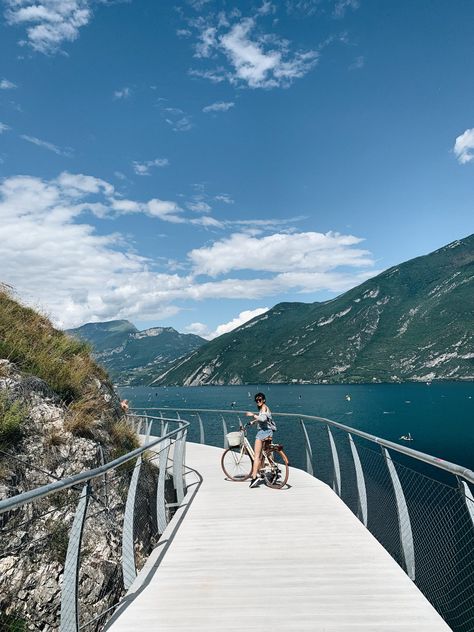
[246,392,276,488]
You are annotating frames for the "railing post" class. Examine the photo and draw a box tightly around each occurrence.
[173,426,187,504]
[157,431,171,534]
[327,426,341,496]
[160,411,164,436]
[197,413,205,444]
[60,482,91,632]
[221,415,229,448]
[348,434,367,526]
[382,447,415,580]
[300,420,313,476]
[460,480,474,529]
[122,455,142,590]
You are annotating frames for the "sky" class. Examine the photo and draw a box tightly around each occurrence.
[0,0,473,338]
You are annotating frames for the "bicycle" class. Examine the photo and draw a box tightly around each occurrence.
[221,422,289,489]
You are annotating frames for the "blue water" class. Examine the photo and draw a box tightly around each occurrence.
[119,382,474,471]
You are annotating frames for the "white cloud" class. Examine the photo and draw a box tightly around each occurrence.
[203,101,235,113]
[114,87,131,100]
[0,123,11,133]
[189,231,373,276]
[4,0,92,53]
[184,322,209,337]
[211,307,270,338]
[187,201,212,212]
[163,107,193,132]
[190,13,318,89]
[0,172,378,329]
[349,55,364,70]
[215,193,234,204]
[20,134,73,157]
[133,158,169,176]
[185,307,270,339]
[0,79,17,89]
[333,0,360,17]
[454,128,474,164]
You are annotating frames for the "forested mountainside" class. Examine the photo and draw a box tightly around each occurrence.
[67,320,205,384]
[152,235,474,386]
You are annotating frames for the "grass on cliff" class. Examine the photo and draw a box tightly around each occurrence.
[0,286,107,402]
[0,392,26,449]
[0,286,138,455]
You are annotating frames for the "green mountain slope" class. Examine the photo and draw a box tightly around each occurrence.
[68,320,206,384]
[152,235,474,385]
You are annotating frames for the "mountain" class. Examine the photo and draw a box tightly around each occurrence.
[67,320,206,384]
[152,235,474,386]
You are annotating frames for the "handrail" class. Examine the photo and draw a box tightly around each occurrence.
[131,407,474,485]
[0,415,189,514]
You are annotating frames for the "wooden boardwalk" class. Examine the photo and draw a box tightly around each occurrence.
[107,442,452,631]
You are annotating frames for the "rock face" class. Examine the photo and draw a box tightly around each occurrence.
[67,321,206,385]
[152,234,474,385]
[0,361,151,631]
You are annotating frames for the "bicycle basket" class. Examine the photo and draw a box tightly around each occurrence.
[226,431,243,447]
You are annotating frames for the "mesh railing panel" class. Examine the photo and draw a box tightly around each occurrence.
[0,419,184,632]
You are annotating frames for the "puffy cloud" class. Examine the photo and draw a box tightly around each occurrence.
[454,128,474,164]
[202,101,235,113]
[211,307,270,338]
[188,231,373,276]
[132,158,169,176]
[190,13,318,89]
[4,0,92,54]
[185,307,270,339]
[0,172,377,329]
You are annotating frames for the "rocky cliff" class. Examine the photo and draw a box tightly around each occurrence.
[0,287,141,630]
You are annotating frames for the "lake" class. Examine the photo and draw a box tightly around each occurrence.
[118,381,474,472]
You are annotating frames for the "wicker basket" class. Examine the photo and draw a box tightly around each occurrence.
[227,431,242,448]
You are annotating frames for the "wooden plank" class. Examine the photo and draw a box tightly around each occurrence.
[107,442,452,632]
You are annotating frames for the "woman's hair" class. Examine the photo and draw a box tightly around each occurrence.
[254,392,266,402]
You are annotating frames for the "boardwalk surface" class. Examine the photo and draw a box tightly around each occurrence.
[108,442,452,631]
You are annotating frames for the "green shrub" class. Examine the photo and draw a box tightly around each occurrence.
[0,393,25,448]
[0,612,26,631]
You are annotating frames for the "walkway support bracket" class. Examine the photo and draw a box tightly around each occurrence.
[348,434,367,527]
[327,426,341,497]
[383,447,415,581]
[300,420,313,477]
[60,482,91,632]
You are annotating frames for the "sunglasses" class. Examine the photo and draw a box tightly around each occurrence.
[255,397,264,402]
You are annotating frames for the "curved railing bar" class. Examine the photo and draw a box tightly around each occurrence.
[0,415,189,514]
[132,407,474,484]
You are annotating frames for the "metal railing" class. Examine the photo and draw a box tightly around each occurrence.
[134,407,474,632]
[1,406,474,631]
[0,414,188,632]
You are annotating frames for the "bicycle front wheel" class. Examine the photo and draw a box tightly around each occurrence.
[266,448,289,489]
[221,446,253,481]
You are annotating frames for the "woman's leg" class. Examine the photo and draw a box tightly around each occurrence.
[252,438,264,478]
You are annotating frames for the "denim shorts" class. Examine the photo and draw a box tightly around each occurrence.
[256,429,273,441]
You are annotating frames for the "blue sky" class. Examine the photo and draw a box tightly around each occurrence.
[0,0,473,337]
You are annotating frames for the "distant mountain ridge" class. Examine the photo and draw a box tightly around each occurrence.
[67,320,205,384]
[151,235,474,386]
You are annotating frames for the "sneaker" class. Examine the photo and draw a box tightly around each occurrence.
[249,477,259,488]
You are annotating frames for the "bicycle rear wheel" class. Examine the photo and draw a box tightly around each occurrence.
[221,446,253,481]
[265,448,289,489]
